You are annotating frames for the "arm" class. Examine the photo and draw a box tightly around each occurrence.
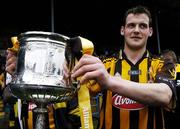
[6,50,17,75]
[106,76,172,106]
[71,54,173,106]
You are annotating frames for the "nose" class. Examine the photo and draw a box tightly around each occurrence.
[134,25,140,32]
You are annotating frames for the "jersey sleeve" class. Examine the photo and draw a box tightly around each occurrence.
[154,59,177,110]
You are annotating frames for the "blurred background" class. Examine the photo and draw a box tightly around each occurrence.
[0,0,180,56]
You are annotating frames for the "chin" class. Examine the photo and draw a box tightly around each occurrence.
[128,44,145,51]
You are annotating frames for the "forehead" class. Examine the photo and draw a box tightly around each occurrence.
[125,13,150,25]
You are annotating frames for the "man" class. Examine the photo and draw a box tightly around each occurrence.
[63,5,177,129]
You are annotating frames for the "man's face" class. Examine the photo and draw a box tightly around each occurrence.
[121,13,153,51]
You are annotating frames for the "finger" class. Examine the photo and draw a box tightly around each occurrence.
[71,62,101,79]
[6,56,16,67]
[72,54,99,73]
[62,60,70,79]
[62,76,70,86]
[6,50,16,60]
[80,70,100,84]
[6,63,16,75]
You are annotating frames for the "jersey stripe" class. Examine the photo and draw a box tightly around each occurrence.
[139,58,148,129]
[120,60,131,129]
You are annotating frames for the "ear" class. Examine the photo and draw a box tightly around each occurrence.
[120,26,124,36]
[149,27,153,37]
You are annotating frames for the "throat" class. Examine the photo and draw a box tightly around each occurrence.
[124,49,146,64]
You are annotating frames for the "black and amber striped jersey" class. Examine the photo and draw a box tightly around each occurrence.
[99,50,176,129]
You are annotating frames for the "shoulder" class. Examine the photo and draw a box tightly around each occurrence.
[150,56,164,70]
[102,57,118,68]
[102,57,117,63]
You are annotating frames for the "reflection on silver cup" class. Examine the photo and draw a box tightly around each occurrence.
[10,31,77,103]
[21,41,65,86]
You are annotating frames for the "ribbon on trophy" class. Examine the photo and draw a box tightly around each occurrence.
[77,37,94,129]
[67,36,94,129]
[8,36,20,53]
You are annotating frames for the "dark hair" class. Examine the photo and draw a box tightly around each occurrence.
[122,5,152,27]
[161,49,177,64]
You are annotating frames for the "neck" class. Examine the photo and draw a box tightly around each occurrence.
[124,47,146,64]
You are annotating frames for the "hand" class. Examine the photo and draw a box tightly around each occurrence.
[71,54,110,88]
[62,59,71,85]
[6,50,17,75]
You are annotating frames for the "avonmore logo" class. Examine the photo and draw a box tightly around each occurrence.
[112,94,146,110]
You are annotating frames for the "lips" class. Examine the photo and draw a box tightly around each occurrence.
[131,36,142,39]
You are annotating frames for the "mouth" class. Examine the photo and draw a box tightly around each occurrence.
[131,36,142,41]
[131,37,142,41]
[131,36,142,39]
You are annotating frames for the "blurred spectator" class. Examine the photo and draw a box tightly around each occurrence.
[160,49,180,129]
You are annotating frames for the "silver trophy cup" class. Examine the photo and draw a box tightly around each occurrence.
[9,31,78,129]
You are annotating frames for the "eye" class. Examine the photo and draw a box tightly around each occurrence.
[139,23,148,29]
[126,23,135,29]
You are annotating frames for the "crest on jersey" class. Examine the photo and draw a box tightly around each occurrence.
[128,70,141,75]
